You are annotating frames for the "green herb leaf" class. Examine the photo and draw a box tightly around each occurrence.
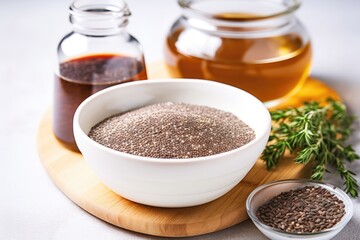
[261,98,360,197]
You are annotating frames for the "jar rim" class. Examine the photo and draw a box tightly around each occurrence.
[70,0,131,18]
[178,0,301,21]
[69,0,131,36]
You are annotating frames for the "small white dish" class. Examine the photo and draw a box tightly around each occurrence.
[73,79,271,207]
[246,179,353,240]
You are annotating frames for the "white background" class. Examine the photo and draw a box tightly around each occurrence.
[1,0,359,239]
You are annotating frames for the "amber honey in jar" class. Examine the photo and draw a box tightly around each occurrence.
[54,0,147,151]
[165,0,312,106]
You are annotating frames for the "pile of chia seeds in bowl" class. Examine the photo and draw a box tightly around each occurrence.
[88,102,255,158]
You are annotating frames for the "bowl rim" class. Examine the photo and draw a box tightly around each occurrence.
[73,78,271,163]
[246,179,354,236]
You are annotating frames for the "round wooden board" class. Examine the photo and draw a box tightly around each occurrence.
[37,62,340,237]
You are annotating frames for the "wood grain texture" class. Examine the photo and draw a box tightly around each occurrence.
[37,62,340,237]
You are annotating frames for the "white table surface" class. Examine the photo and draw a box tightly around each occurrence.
[1,0,359,239]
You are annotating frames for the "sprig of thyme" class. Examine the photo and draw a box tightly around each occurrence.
[261,98,359,197]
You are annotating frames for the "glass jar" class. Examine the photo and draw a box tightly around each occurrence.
[54,0,147,151]
[165,0,311,106]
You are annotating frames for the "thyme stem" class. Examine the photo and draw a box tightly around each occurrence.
[261,98,359,197]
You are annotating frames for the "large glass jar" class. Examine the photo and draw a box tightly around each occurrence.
[165,0,311,106]
[54,0,147,151]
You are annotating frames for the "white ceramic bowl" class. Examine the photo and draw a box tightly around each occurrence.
[246,179,354,240]
[74,79,271,207]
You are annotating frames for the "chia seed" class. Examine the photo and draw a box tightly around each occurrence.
[88,102,255,158]
[256,185,346,233]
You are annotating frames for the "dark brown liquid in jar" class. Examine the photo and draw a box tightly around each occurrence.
[53,54,147,151]
[165,13,312,103]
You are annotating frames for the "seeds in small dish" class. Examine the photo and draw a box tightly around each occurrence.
[256,186,346,233]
